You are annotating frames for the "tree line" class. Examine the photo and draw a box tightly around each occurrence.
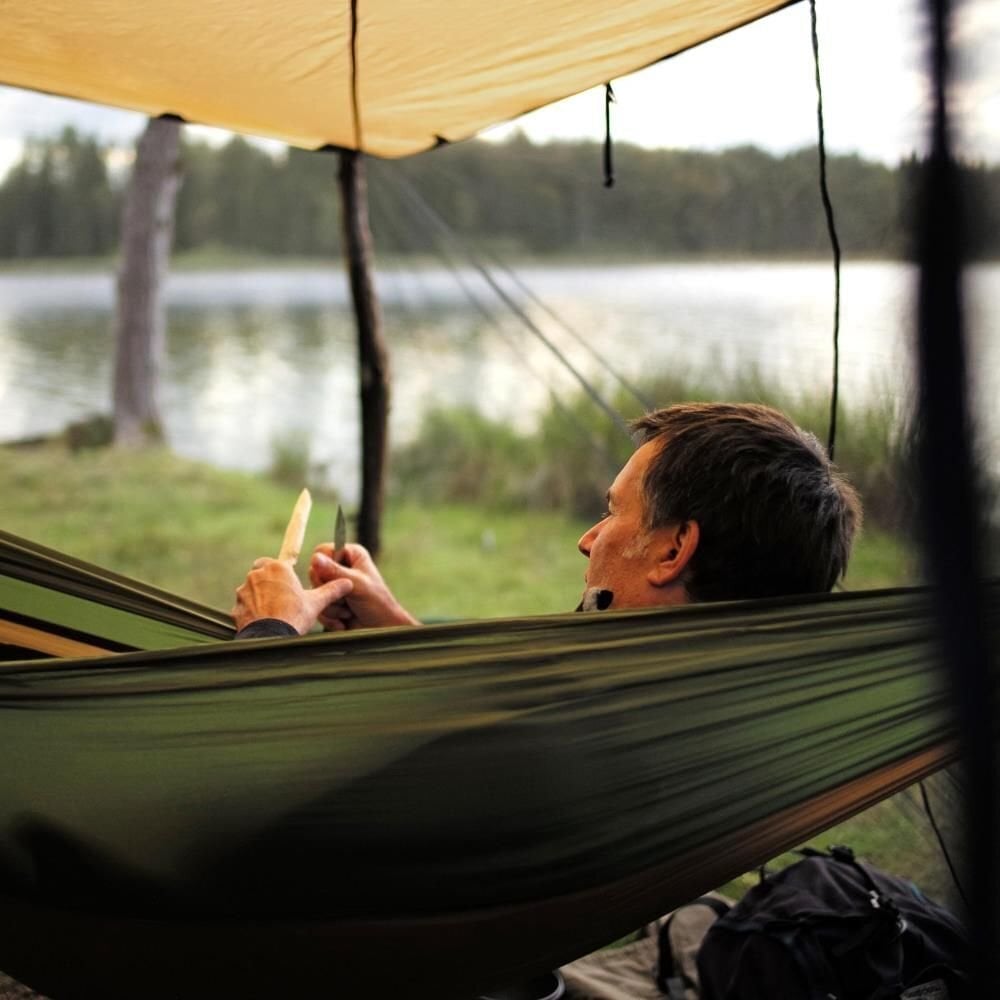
[1,125,997,260]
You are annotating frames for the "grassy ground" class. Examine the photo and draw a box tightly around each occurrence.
[1,445,589,616]
[3,444,957,910]
[2,444,912,616]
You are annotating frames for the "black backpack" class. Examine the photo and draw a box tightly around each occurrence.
[696,846,969,1000]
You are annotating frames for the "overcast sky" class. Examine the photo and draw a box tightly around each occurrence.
[484,0,998,163]
[0,0,996,178]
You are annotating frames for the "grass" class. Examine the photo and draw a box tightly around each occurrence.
[3,444,957,913]
[1,444,912,616]
[843,528,918,591]
[0,445,590,615]
[392,370,921,539]
[377,503,591,619]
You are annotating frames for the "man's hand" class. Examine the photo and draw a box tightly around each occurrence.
[309,543,419,630]
[232,558,353,635]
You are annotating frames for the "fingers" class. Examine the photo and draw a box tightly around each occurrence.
[312,542,372,570]
[309,551,340,585]
[322,603,354,620]
[319,604,355,631]
[304,577,353,616]
[310,553,360,590]
[312,544,337,563]
[234,556,353,635]
[319,578,354,602]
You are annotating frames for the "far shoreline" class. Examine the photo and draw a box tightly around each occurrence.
[0,249,948,276]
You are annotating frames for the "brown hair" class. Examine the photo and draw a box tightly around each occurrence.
[632,403,862,601]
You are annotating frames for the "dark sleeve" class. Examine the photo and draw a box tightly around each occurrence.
[234,619,299,640]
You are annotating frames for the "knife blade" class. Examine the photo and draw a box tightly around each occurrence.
[334,504,347,561]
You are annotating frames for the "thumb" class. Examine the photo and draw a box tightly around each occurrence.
[306,577,353,612]
[311,551,351,586]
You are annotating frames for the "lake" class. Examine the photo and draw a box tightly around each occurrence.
[1,260,997,502]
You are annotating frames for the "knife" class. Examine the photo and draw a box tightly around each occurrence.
[333,504,348,564]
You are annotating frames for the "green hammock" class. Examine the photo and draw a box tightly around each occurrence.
[0,531,232,655]
[0,531,975,997]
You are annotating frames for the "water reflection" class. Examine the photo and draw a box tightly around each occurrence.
[0,262,996,503]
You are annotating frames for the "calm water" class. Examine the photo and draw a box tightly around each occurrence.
[1,261,997,502]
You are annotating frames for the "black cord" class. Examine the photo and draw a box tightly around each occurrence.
[384,168,633,439]
[920,780,970,911]
[603,83,616,189]
[368,165,620,466]
[400,156,654,413]
[808,0,842,461]
[473,247,655,412]
[349,0,363,150]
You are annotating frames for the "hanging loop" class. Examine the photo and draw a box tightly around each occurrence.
[603,83,616,188]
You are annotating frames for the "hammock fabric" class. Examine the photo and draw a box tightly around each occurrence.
[0,533,974,998]
[0,531,232,658]
[0,1,794,158]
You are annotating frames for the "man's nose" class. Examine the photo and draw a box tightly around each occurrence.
[578,522,600,556]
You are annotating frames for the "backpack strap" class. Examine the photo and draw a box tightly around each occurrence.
[655,896,731,997]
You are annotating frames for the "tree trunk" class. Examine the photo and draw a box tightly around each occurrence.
[338,150,390,556]
[112,117,181,446]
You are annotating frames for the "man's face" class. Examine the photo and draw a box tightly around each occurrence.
[577,440,669,609]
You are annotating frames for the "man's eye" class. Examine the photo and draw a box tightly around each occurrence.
[601,510,611,520]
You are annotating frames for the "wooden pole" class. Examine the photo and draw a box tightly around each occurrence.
[338,150,389,556]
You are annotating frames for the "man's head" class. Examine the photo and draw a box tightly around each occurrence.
[577,403,862,608]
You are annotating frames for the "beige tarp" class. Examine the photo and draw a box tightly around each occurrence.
[0,0,793,157]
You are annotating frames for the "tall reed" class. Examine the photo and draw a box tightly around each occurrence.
[391,368,918,536]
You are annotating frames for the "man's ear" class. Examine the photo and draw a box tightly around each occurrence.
[646,520,700,588]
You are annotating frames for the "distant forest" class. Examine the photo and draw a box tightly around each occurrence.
[0,126,998,260]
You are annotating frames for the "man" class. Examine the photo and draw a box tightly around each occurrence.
[228,403,863,1000]
[232,403,861,636]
